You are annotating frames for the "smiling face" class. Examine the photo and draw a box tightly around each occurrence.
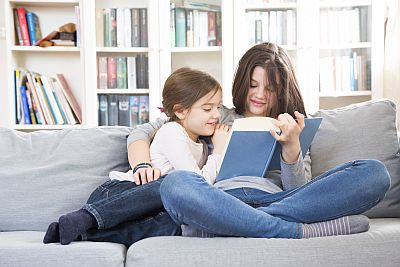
[243,66,277,118]
[177,89,222,142]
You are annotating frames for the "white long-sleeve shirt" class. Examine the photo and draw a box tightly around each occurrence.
[111,122,221,185]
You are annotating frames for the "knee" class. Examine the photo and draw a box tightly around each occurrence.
[362,159,391,198]
[160,170,200,208]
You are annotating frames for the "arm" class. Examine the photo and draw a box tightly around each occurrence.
[127,117,167,184]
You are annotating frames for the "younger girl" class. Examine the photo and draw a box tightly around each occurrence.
[43,67,230,246]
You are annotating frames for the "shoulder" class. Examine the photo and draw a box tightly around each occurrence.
[156,121,186,137]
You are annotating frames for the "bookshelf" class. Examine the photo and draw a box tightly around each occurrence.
[2,0,384,130]
[232,0,384,113]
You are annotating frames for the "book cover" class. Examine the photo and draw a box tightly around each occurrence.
[118,95,130,126]
[20,85,31,124]
[108,95,119,126]
[98,56,108,89]
[13,9,23,45]
[16,7,31,46]
[175,8,186,47]
[107,56,117,88]
[131,8,140,47]
[98,94,108,126]
[139,8,148,47]
[127,56,137,89]
[95,8,104,47]
[55,74,82,124]
[26,11,41,46]
[129,95,139,127]
[138,95,149,124]
[116,56,127,89]
[116,8,125,48]
[217,117,323,181]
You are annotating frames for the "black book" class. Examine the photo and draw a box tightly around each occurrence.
[98,94,108,126]
[118,95,130,126]
[108,94,119,126]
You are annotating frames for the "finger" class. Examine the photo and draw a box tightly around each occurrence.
[284,113,296,124]
[294,111,305,129]
[139,169,148,184]
[133,172,141,185]
[270,129,281,141]
[153,168,161,180]
[146,168,154,183]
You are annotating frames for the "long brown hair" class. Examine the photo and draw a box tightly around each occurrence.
[232,42,306,118]
[162,67,221,122]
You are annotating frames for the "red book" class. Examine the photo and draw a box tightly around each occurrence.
[107,56,117,88]
[17,7,31,46]
[55,74,82,123]
[207,11,216,46]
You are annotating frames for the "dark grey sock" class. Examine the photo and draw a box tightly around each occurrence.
[59,209,97,245]
[302,215,370,239]
[43,222,60,244]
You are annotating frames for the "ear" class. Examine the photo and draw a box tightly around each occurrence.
[173,104,188,120]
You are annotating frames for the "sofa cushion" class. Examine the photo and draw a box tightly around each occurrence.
[0,127,131,231]
[310,99,400,218]
[125,219,400,267]
[0,231,126,267]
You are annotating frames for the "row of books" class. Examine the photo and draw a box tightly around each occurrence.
[96,8,148,48]
[97,55,149,89]
[246,10,296,46]
[171,4,222,47]
[15,69,81,125]
[13,7,42,46]
[320,7,370,45]
[98,94,149,127]
[319,52,371,93]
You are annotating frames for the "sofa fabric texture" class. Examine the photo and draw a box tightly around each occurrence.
[0,99,399,267]
[310,99,400,218]
[0,127,131,231]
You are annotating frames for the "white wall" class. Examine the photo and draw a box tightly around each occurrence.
[0,6,7,127]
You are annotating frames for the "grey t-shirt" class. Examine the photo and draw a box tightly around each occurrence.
[127,106,310,193]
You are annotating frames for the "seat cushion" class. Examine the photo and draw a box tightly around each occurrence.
[0,231,126,267]
[310,99,400,218]
[0,127,132,231]
[126,218,400,267]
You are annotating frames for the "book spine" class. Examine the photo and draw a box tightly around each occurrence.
[170,4,176,47]
[75,6,81,47]
[129,95,139,127]
[13,9,23,45]
[131,9,140,47]
[124,8,132,48]
[215,11,222,46]
[26,12,36,46]
[127,56,137,89]
[175,8,186,47]
[25,83,38,124]
[104,8,111,47]
[107,56,117,88]
[98,56,108,89]
[17,8,31,46]
[207,11,216,46]
[96,8,104,47]
[98,94,108,126]
[20,85,32,124]
[186,9,194,47]
[138,95,149,124]
[55,74,82,123]
[116,56,127,89]
[110,8,117,47]
[116,8,125,48]
[118,95,130,126]
[108,95,119,126]
[139,8,148,47]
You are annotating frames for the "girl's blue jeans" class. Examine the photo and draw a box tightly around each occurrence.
[82,177,181,247]
[160,159,390,239]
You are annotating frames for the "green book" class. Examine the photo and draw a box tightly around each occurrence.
[175,8,186,47]
[116,56,127,89]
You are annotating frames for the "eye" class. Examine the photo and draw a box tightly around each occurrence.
[203,108,212,112]
[250,84,257,88]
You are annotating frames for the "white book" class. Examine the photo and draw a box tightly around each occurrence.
[193,10,200,47]
[341,55,351,92]
[116,8,125,48]
[41,75,65,124]
[351,8,360,43]
[96,8,104,47]
[334,56,342,92]
[98,56,108,89]
[246,11,255,45]
[262,11,269,42]
[26,72,45,124]
[127,56,137,89]
[53,78,78,124]
[319,9,328,44]
[276,11,283,45]
[269,11,277,44]
[124,8,132,47]
[33,74,54,124]
[199,11,208,47]
[286,10,296,45]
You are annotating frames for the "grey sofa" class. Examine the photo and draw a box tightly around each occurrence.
[1,99,400,267]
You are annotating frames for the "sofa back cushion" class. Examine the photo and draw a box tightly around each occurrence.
[310,99,400,218]
[0,127,131,231]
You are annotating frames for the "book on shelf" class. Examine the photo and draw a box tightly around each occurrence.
[16,8,31,46]
[99,7,147,48]
[116,56,127,89]
[107,56,117,89]
[13,9,23,45]
[97,94,148,127]
[217,117,323,181]
[127,56,137,89]
[98,56,108,89]
[25,11,42,46]
[55,74,82,124]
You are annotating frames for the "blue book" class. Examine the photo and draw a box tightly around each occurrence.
[217,117,322,181]
[26,12,41,45]
[20,85,31,124]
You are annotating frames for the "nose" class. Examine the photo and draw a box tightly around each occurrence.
[254,85,266,98]
[213,107,221,119]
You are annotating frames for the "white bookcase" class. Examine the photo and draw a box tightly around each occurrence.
[232,0,384,113]
[1,0,383,130]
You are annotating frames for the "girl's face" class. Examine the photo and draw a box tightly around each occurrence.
[244,66,277,117]
[178,89,222,142]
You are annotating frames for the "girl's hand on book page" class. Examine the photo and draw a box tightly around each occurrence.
[133,167,161,185]
[212,124,231,155]
[270,111,305,164]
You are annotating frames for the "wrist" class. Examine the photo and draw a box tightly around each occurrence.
[133,162,152,174]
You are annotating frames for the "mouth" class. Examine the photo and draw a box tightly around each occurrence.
[207,122,217,126]
[250,99,266,107]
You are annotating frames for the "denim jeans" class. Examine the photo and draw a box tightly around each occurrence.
[160,159,390,239]
[82,178,181,246]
